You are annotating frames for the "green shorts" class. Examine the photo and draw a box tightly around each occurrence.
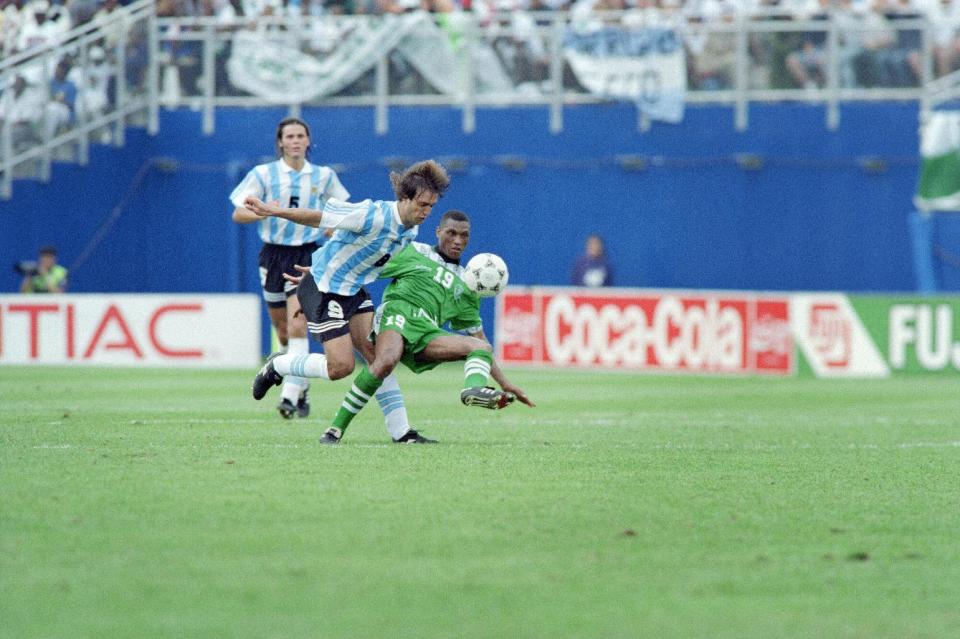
[374,299,449,374]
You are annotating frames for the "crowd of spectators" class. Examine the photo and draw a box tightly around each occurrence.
[2,0,959,149]
[1,0,128,151]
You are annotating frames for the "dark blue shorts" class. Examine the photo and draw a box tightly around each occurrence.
[296,278,373,342]
[258,242,317,308]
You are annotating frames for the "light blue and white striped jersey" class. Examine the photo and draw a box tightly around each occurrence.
[310,198,419,296]
[229,159,349,246]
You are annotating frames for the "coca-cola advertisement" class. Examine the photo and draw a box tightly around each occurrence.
[496,287,793,375]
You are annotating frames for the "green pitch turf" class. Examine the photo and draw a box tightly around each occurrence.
[1,365,958,639]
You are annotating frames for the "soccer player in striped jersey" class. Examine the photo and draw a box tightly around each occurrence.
[318,210,535,444]
[246,160,452,444]
[230,118,346,420]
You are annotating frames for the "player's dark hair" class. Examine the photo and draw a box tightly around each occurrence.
[39,245,58,256]
[439,210,469,226]
[390,160,450,201]
[275,117,310,157]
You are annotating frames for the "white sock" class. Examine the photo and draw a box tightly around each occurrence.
[375,373,410,440]
[281,337,310,402]
[274,352,329,380]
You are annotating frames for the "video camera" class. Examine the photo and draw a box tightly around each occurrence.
[14,261,40,277]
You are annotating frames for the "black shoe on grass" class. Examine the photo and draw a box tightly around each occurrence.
[296,390,310,418]
[252,353,283,400]
[277,398,296,419]
[319,427,342,445]
[393,429,437,444]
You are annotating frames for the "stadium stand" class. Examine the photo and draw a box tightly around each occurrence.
[3,0,960,297]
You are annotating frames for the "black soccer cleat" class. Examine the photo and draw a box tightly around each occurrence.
[460,386,516,410]
[277,398,296,419]
[393,429,438,444]
[252,353,283,400]
[296,389,310,419]
[319,427,342,445]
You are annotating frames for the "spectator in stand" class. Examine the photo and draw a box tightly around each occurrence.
[157,0,202,96]
[683,1,738,90]
[571,234,613,288]
[92,0,128,52]
[0,73,45,150]
[785,0,829,89]
[0,0,25,57]
[852,0,912,87]
[45,2,71,38]
[70,0,103,29]
[69,44,112,130]
[884,0,923,85]
[15,0,61,51]
[46,55,77,137]
[929,0,960,78]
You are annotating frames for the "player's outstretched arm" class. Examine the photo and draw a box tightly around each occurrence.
[471,329,535,407]
[244,196,323,227]
[491,364,535,407]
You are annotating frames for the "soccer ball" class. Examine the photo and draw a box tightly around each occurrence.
[463,253,509,297]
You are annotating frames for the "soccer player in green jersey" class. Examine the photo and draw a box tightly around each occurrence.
[312,210,534,444]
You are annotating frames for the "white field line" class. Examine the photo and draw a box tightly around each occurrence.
[27,440,960,451]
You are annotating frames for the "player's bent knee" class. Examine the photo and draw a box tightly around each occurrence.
[326,357,356,380]
[369,358,398,380]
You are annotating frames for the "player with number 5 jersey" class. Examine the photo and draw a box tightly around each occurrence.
[230,117,348,420]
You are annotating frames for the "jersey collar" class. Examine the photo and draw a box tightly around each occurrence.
[279,159,313,174]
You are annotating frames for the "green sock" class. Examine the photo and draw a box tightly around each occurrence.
[331,367,384,434]
[463,349,493,389]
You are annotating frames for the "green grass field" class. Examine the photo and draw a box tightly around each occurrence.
[2,365,959,638]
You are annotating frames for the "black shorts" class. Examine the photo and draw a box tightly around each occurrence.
[258,242,317,308]
[297,277,374,342]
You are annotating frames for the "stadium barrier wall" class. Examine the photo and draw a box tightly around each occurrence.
[0,294,261,368]
[4,104,960,354]
[496,286,960,377]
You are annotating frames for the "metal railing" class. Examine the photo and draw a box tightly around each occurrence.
[0,0,158,199]
[3,7,958,199]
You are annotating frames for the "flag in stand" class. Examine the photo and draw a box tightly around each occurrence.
[916,111,960,211]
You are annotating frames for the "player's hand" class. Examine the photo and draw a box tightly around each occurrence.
[282,263,311,285]
[502,382,535,407]
[244,196,280,217]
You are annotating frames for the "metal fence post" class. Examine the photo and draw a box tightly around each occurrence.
[826,11,840,131]
[1,69,11,199]
[549,13,564,134]
[78,43,90,166]
[40,50,52,183]
[147,7,159,136]
[375,52,389,135]
[114,22,128,147]
[202,22,216,135]
[462,14,475,135]
[735,13,749,132]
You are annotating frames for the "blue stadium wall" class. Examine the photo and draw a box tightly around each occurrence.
[4,102,960,348]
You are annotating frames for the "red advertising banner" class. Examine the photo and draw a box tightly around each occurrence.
[496,287,793,375]
[0,294,261,368]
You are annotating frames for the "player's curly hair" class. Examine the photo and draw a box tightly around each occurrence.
[390,160,450,201]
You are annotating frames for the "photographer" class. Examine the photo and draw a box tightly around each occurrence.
[18,245,68,294]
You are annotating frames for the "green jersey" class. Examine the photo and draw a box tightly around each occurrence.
[380,242,482,333]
